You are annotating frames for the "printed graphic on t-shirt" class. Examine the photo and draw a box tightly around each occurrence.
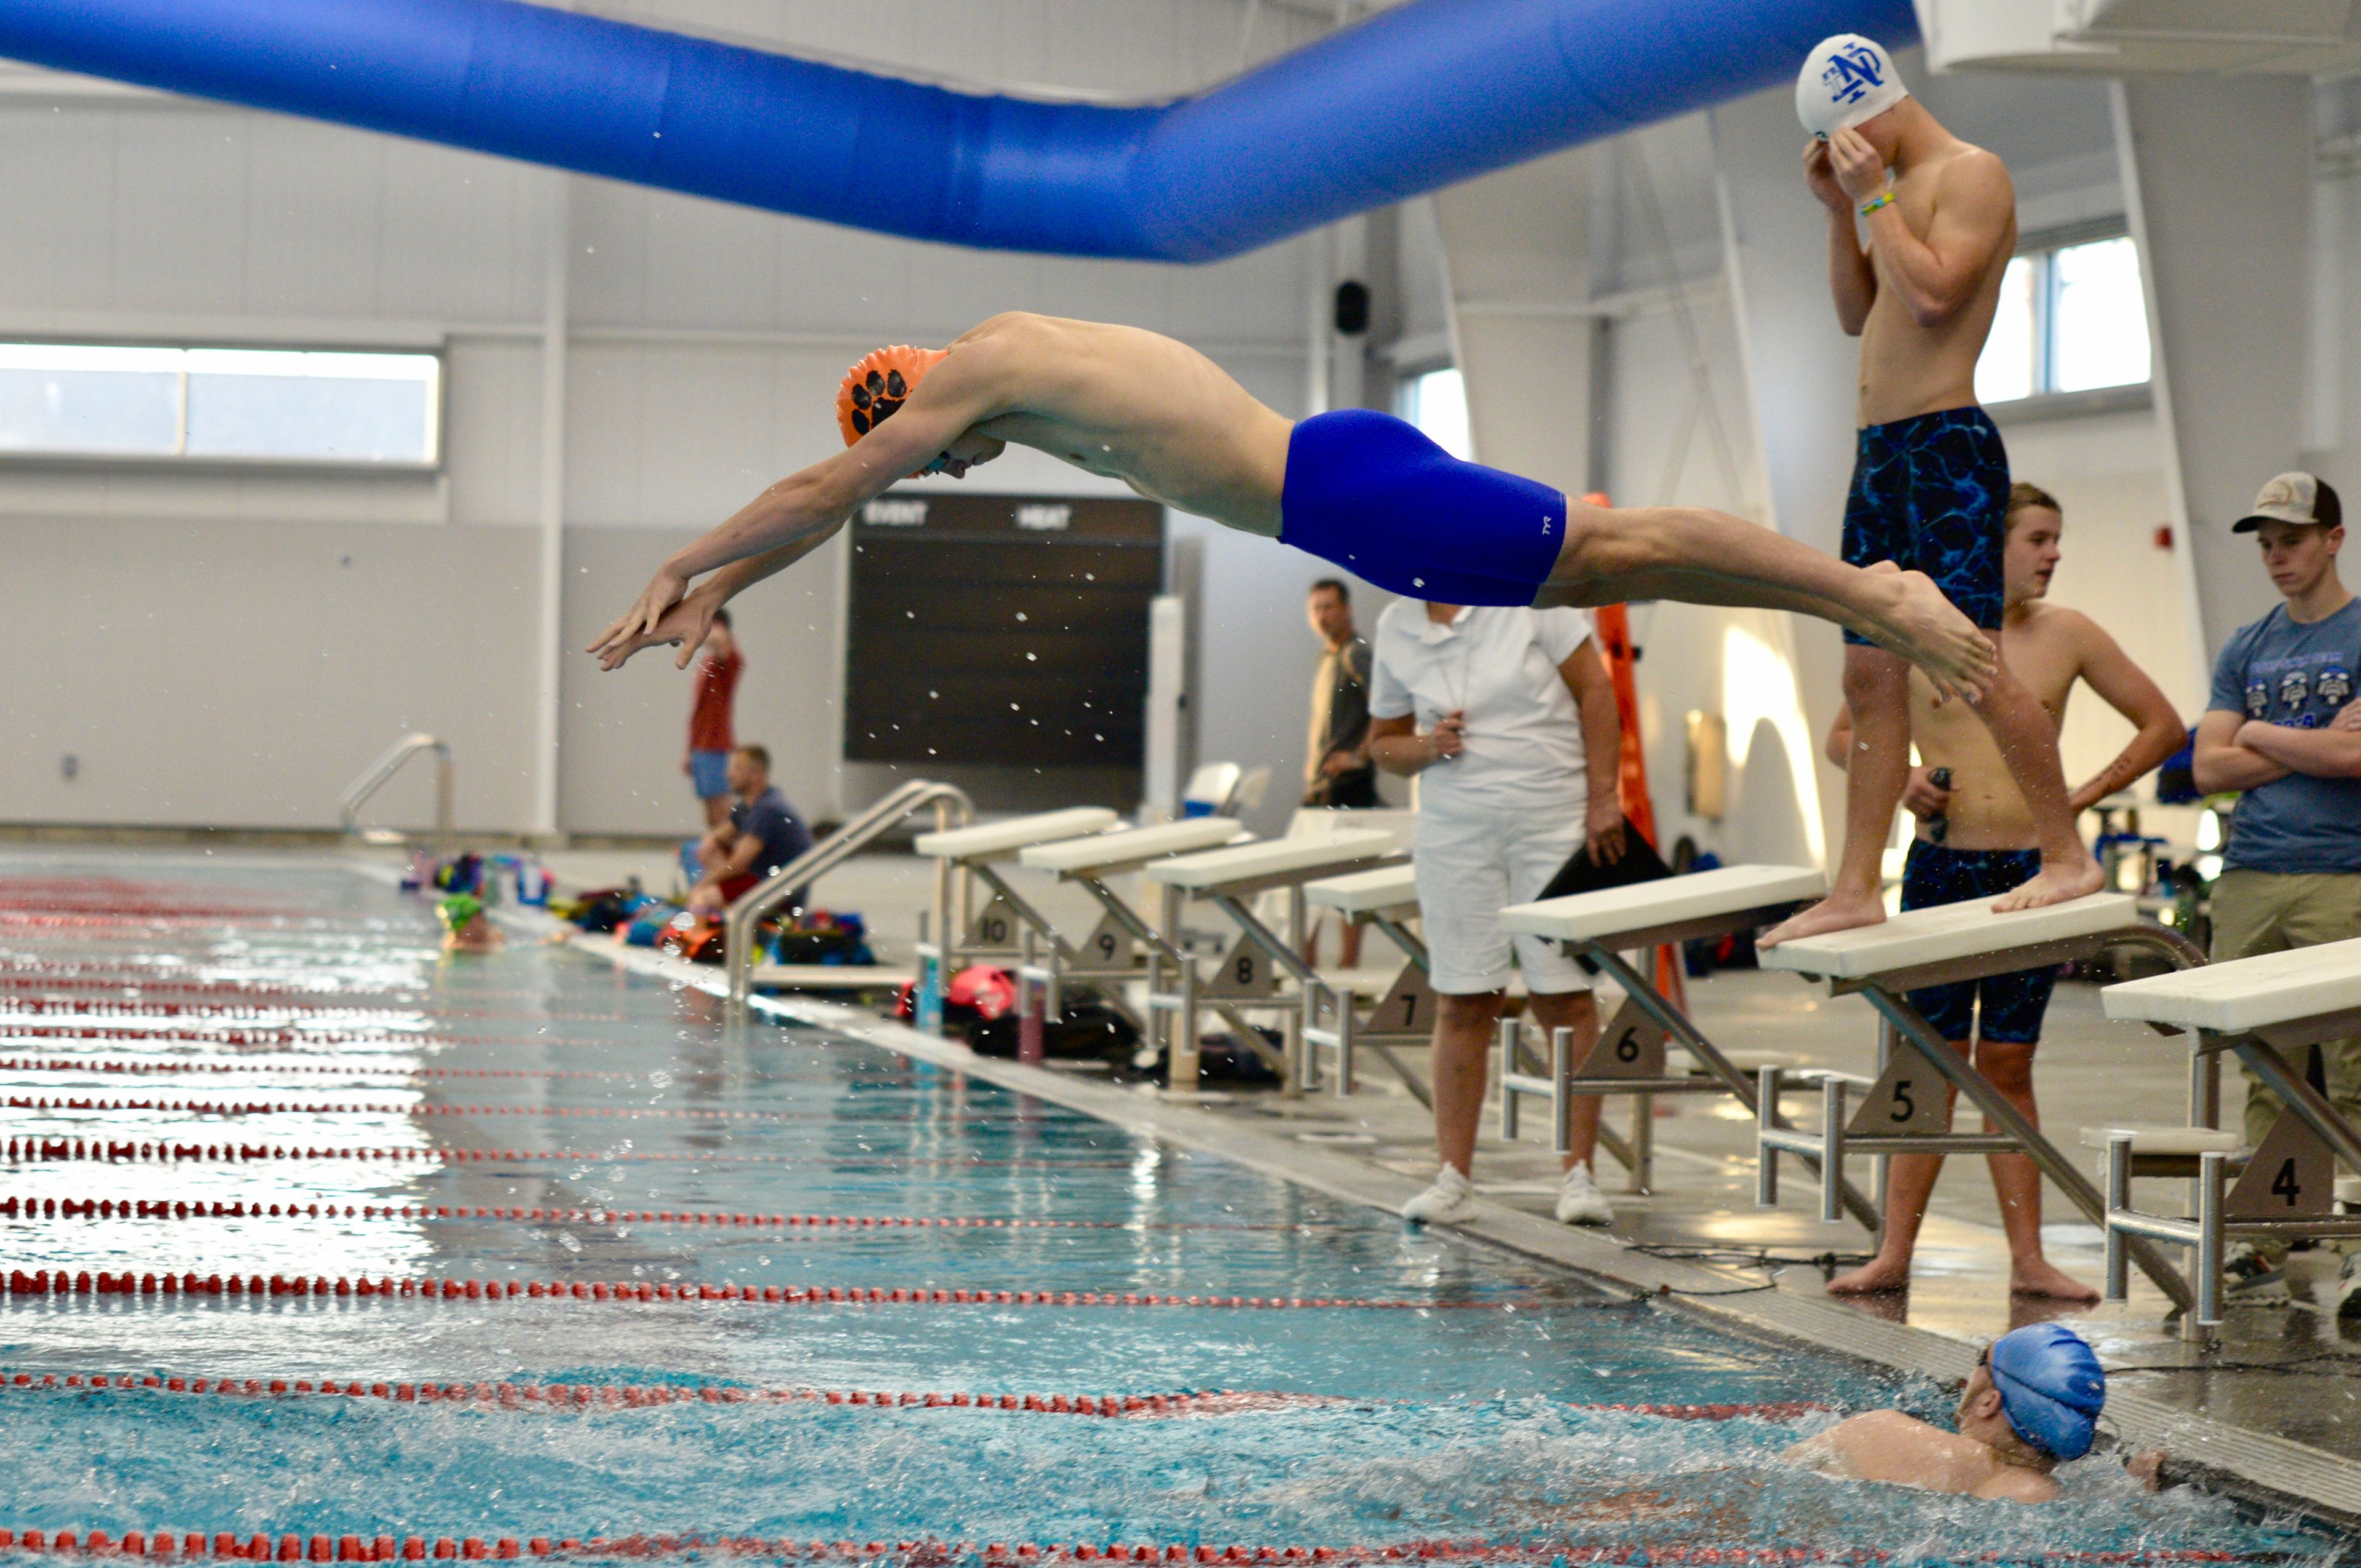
[2252,651,2351,730]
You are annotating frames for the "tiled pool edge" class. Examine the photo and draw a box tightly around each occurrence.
[469,892,2361,1529]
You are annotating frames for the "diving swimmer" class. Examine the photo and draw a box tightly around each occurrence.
[588,314,1996,699]
[1782,1324,2134,1504]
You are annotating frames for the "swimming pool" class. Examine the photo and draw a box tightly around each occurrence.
[0,854,2335,1564]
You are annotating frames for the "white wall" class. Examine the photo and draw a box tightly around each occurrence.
[0,1,1350,837]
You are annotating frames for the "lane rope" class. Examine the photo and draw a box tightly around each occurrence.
[0,1198,1315,1234]
[0,1268,1520,1312]
[0,1098,977,1124]
[0,1528,2263,1564]
[0,1371,1826,1424]
[0,1140,1131,1169]
[0,1059,630,1081]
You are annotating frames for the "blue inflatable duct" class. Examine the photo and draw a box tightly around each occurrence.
[0,0,1917,261]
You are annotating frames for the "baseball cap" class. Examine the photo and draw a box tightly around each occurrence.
[1797,35,1909,141]
[2233,471,2343,533]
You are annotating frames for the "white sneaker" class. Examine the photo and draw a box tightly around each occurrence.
[1554,1163,1614,1227]
[1402,1166,1477,1226]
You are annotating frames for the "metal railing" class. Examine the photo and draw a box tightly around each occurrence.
[339,734,454,849]
[726,778,973,1007]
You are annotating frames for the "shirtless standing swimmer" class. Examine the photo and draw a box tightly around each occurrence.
[1819,486,2185,1300]
[588,314,1996,699]
[1762,36,2105,947]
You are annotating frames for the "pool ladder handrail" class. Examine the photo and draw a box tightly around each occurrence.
[726,778,974,1007]
[339,734,455,850]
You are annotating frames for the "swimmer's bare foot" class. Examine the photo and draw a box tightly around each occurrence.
[2009,1257,2100,1302]
[1863,564,1996,703]
[1759,886,1886,948]
[1826,1256,1912,1295]
[1991,853,2105,914]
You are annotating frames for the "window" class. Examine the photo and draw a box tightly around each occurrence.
[0,343,441,466]
[1973,234,2149,406]
[1395,366,1471,461]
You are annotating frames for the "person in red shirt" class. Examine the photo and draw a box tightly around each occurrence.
[683,609,742,828]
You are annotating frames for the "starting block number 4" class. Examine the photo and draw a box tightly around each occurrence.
[2228,1109,2335,1221]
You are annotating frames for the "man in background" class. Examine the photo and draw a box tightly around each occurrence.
[2192,473,2361,1311]
[686,745,812,917]
[1819,483,2183,1301]
[684,609,742,830]
[1303,578,1377,968]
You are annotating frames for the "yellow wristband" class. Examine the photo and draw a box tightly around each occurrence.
[1858,192,1894,216]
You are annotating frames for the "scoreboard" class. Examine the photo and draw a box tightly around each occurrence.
[842,491,1164,769]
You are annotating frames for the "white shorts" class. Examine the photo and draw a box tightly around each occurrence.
[1412,805,1591,996]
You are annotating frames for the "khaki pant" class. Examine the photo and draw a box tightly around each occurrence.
[2212,869,2361,1259]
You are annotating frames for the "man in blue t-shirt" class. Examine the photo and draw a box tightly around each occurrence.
[2193,472,2361,1309]
[687,745,813,917]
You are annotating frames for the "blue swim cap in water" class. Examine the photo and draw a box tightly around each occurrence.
[1986,1323,2105,1460]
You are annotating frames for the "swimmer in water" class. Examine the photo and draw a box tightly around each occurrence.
[587,314,1996,702]
[1782,1324,2149,1504]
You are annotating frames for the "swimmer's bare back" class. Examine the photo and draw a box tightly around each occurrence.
[587,312,1993,700]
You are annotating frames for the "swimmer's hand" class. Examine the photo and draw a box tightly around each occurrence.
[1902,766,1953,820]
[1803,140,1852,214]
[591,585,721,673]
[2333,700,2361,734]
[2124,1449,2169,1492]
[590,566,690,667]
[1827,126,1888,207]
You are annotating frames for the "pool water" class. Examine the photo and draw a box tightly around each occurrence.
[0,855,2337,1564]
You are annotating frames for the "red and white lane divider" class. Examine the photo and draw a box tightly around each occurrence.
[0,1530,2262,1564]
[0,1370,1829,1425]
[0,1028,633,1049]
[1,1097,844,1123]
[0,1140,1126,1169]
[0,1059,629,1081]
[1,1269,1511,1312]
[4,1200,1134,1232]
[0,1001,623,1025]
[0,1371,1364,1418]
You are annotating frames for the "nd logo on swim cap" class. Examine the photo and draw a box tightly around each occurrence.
[836,345,949,446]
[1797,34,1908,141]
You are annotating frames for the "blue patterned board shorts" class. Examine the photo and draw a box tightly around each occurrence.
[1900,841,2057,1044]
[1840,406,2009,644]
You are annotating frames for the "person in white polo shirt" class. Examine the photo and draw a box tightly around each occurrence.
[1365,598,1626,1227]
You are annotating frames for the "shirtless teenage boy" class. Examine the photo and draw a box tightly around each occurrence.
[1819,485,2183,1301]
[1763,36,2105,947]
[587,315,1994,700]
[1784,1324,2113,1505]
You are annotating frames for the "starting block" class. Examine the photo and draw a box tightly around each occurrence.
[2098,935,2361,1324]
[1145,831,1405,1093]
[1299,863,1435,1104]
[1498,865,1827,1199]
[1760,891,2207,1310]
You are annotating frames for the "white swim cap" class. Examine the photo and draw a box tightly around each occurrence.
[1797,34,1908,140]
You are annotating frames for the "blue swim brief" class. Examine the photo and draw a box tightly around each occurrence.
[689,748,731,801]
[1840,406,2009,645]
[1279,410,1564,606]
[1900,841,2057,1044]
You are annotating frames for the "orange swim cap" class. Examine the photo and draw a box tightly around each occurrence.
[836,346,949,447]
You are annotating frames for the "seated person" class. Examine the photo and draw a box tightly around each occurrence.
[1782,1324,2129,1503]
[686,745,812,916]
[437,893,503,955]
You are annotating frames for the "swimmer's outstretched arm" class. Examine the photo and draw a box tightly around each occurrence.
[589,367,997,670]
[1543,498,1998,701]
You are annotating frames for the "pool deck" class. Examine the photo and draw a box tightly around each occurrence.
[505,844,2361,1529]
